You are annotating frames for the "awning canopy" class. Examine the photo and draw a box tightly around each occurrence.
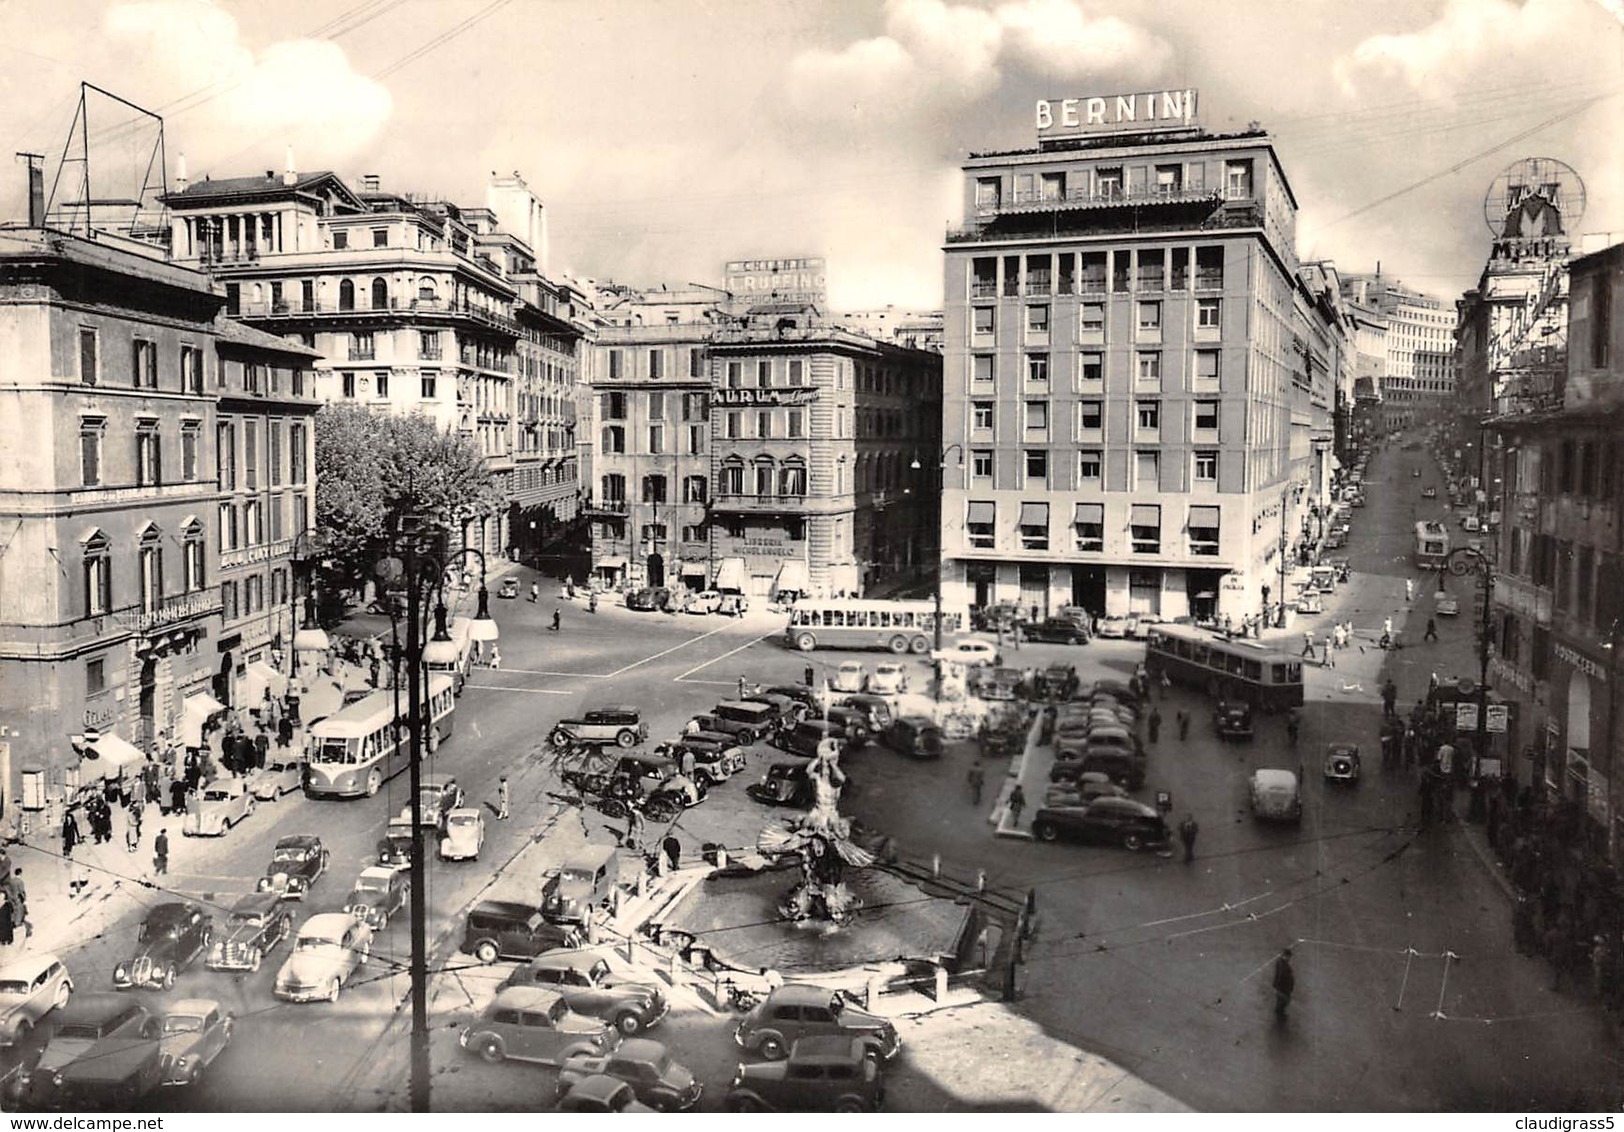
[596,557,627,571]
[241,661,287,707]
[966,501,996,524]
[181,692,228,748]
[85,733,144,779]
[1188,505,1221,527]
[1130,504,1161,527]
[1074,502,1104,524]
[774,560,810,594]
[1018,502,1049,527]
[715,557,746,592]
[1331,454,1343,470]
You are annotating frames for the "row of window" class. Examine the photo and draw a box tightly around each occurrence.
[965,447,1220,489]
[971,396,1220,437]
[975,160,1253,211]
[968,248,1227,298]
[218,492,308,553]
[81,525,207,618]
[964,501,1221,556]
[605,346,708,381]
[600,391,709,422]
[594,517,809,544]
[972,298,1222,345]
[78,329,205,393]
[599,423,708,456]
[972,347,1221,393]
[339,371,442,400]
[217,421,308,492]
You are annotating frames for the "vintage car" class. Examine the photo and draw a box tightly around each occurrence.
[460,986,620,1066]
[1296,590,1325,615]
[555,1074,656,1113]
[415,773,464,828]
[1435,591,1461,616]
[498,577,521,599]
[248,755,304,801]
[501,949,667,1035]
[21,994,153,1105]
[824,706,873,749]
[734,984,900,1061]
[273,913,373,1003]
[440,807,486,861]
[256,834,330,900]
[1213,699,1255,740]
[158,998,233,1087]
[1050,748,1147,792]
[973,601,1028,633]
[866,662,909,695]
[543,845,625,927]
[884,715,945,759]
[625,586,671,612]
[1024,617,1091,645]
[1037,664,1080,700]
[761,684,822,715]
[1041,771,1128,808]
[1093,614,1135,639]
[1032,797,1168,850]
[680,590,717,615]
[376,815,417,869]
[551,706,648,749]
[969,666,1026,702]
[557,1038,702,1111]
[717,592,749,616]
[345,866,411,931]
[181,777,256,837]
[114,902,212,991]
[931,639,1001,667]
[1249,768,1304,824]
[0,953,72,1047]
[838,693,894,733]
[1422,485,1438,498]
[703,702,780,745]
[42,1008,167,1109]
[747,758,818,808]
[830,661,867,694]
[1325,742,1362,784]
[207,893,293,973]
[775,720,852,760]
[662,735,747,784]
[464,901,582,963]
[727,1035,885,1113]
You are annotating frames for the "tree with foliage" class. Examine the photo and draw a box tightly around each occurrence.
[313,403,503,589]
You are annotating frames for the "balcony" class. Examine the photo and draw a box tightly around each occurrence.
[992,184,1225,216]
[584,498,631,516]
[235,296,521,335]
[711,492,809,513]
[948,198,1262,245]
[111,591,223,635]
[349,347,376,361]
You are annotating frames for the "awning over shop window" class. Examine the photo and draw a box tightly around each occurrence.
[85,733,144,779]
[966,501,996,524]
[715,557,747,592]
[1018,502,1049,527]
[1130,504,1161,527]
[1331,454,1343,471]
[1074,502,1104,524]
[774,560,810,594]
[596,557,627,571]
[1188,505,1221,528]
[241,661,287,708]
[181,692,228,748]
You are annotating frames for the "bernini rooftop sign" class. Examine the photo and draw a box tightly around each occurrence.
[1036,89,1199,139]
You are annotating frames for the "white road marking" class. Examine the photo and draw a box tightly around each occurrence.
[672,631,775,682]
[605,622,743,677]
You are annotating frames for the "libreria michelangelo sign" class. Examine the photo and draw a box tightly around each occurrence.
[1036,90,1199,138]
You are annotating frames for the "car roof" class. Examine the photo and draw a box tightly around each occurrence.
[56,992,135,1024]
[567,1074,633,1101]
[147,901,196,922]
[275,834,321,849]
[788,1035,866,1062]
[356,866,398,883]
[446,807,482,820]
[1253,769,1299,788]
[473,899,540,919]
[591,705,640,715]
[298,912,360,936]
[716,700,773,712]
[0,952,63,979]
[532,949,600,972]
[492,985,565,1012]
[769,984,836,1006]
[230,892,282,914]
[612,1037,668,1062]
[165,998,219,1017]
[1087,796,1156,816]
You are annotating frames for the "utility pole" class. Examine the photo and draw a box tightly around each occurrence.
[402,534,430,1114]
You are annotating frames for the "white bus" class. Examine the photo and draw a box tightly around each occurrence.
[305,675,455,799]
[425,616,475,695]
[1414,521,1451,570]
[784,599,970,655]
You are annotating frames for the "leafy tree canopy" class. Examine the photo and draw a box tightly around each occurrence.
[313,403,502,581]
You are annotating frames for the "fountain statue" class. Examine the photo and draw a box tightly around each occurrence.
[757,738,873,927]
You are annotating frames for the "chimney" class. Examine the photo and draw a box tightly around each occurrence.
[175,154,188,192]
[282,144,297,187]
[361,173,380,192]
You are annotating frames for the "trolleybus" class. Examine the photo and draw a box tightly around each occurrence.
[1143,624,1305,712]
[784,599,969,654]
[305,675,455,799]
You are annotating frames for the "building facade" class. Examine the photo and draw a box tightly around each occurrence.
[939,109,1318,624]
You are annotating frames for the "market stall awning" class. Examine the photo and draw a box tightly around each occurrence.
[85,733,144,779]
[180,692,228,748]
[774,560,810,595]
[715,557,746,592]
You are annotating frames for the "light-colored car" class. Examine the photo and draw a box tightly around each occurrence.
[1249,769,1303,824]
[931,639,1001,667]
[1463,514,1481,532]
[273,913,373,1003]
[866,662,909,695]
[440,807,486,861]
[159,998,233,1086]
[248,756,303,801]
[415,773,463,828]
[1093,615,1134,639]
[345,866,410,932]
[0,953,72,1046]
[830,661,867,694]
[182,779,255,837]
[1296,591,1324,615]
[685,590,722,615]
[1125,613,1160,639]
[460,986,619,1066]
[1435,592,1460,616]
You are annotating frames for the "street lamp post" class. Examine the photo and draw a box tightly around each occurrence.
[1444,545,1495,777]
[1605,619,1621,864]
[912,445,962,700]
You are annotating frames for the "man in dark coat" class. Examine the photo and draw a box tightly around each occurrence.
[1272,948,1296,1019]
[60,808,82,858]
[253,731,270,770]
[170,777,189,816]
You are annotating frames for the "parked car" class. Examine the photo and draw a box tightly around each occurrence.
[776,720,851,760]
[43,1007,167,1109]
[1051,748,1147,792]
[498,577,521,599]
[747,758,817,808]
[21,995,152,1106]
[1023,617,1089,645]
[1093,615,1135,639]
[256,834,330,900]
[717,593,749,616]
[662,735,746,784]
[969,666,1025,701]
[552,706,648,749]
[727,1035,884,1112]
[114,902,212,991]
[1296,590,1325,615]
[734,985,900,1061]
[861,662,906,695]
[685,590,723,615]
[463,901,582,963]
[1435,591,1460,616]
[625,587,669,612]
[557,1037,701,1110]
[158,998,233,1087]
[273,913,373,1003]
[181,778,255,837]
[1213,699,1255,740]
[830,661,867,694]
[500,949,667,1035]
[1249,768,1303,824]
[555,1074,656,1113]
[824,705,873,749]
[932,639,1001,667]
[542,845,624,927]
[1036,664,1080,699]
[206,893,292,973]
[838,694,893,733]
[973,601,1028,633]
[706,701,781,745]
[1042,772,1129,808]
[0,953,72,1046]
[345,866,411,931]
[440,807,486,861]
[1032,797,1168,850]
[460,986,619,1066]
[741,692,808,729]
[1125,613,1161,638]
[247,755,304,801]
[884,715,945,759]
[761,684,823,716]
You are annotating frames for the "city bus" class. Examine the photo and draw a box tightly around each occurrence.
[1143,624,1305,712]
[1414,521,1451,570]
[425,616,475,695]
[305,675,456,799]
[784,599,970,654]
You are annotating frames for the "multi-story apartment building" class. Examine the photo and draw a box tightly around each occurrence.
[940,96,1315,624]
[0,226,312,816]
[213,320,319,711]
[162,164,586,563]
[1340,273,1457,432]
[707,305,942,599]
[1485,240,1623,852]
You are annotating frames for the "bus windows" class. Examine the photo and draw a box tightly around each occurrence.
[1271,663,1288,685]
[1192,644,1210,668]
[1243,659,1262,682]
[1287,662,1302,683]
[1226,654,1244,676]
[1175,637,1192,660]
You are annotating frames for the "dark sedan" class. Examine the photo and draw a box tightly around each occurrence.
[1031,797,1168,851]
[1024,618,1090,645]
[114,903,212,990]
[883,716,944,759]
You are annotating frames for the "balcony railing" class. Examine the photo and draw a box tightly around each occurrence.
[349,348,376,361]
[711,492,809,512]
[235,296,522,334]
[989,185,1226,216]
[948,201,1263,245]
[111,590,223,634]
[585,498,630,515]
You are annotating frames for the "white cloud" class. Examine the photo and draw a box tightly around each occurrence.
[997,0,1172,79]
[102,0,391,169]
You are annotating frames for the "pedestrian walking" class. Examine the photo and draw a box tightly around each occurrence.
[125,820,140,854]
[1178,813,1199,863]
[1302,631,1316,660]
[1177,710,1190,741]
[254,730,270,770]
[7,870,27,937]
[1271,948,1296,1020]
[1287,707,1301,745]
[1006,784,1026,829]
[60,808,81,860]
[0,894,15,948]
[1406,578,1415,603]
[497,775,510,821]
[661,835,682,873]
[738,675,749,699]
[1424,617,1439,642]
[153,828,169,876]
[588,592,599,614]
[804,665,816,688]
[489,646,502,670]
[1147,707,1162,744]
[967,760,986,805]
[1382,617,1394,648]
[169,778,188,816]
[1382,679,1398,718]
[624,806,644,851]
[1323,635,1335,667]
[529,582,539,603]
[551,608,561,632]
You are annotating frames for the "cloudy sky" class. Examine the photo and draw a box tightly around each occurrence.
[1,0,1620,307]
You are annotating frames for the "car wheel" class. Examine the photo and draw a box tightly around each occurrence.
[616,729,637,748]
[757,1034,786,1060]
[54,981,72,1009]
[1034,820,1059,842]
[1122,832,1144,851]
[376,913,388,932]
[478,1036,504,1063]
[836,1096,866,1113]
[550,728,570,748]
[475,941,499,964]
[326,979,341,1003]
[615,1012,642,1035]
[366,770,381,797]
[248,948,263,973]
[13,1019,29,1042]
